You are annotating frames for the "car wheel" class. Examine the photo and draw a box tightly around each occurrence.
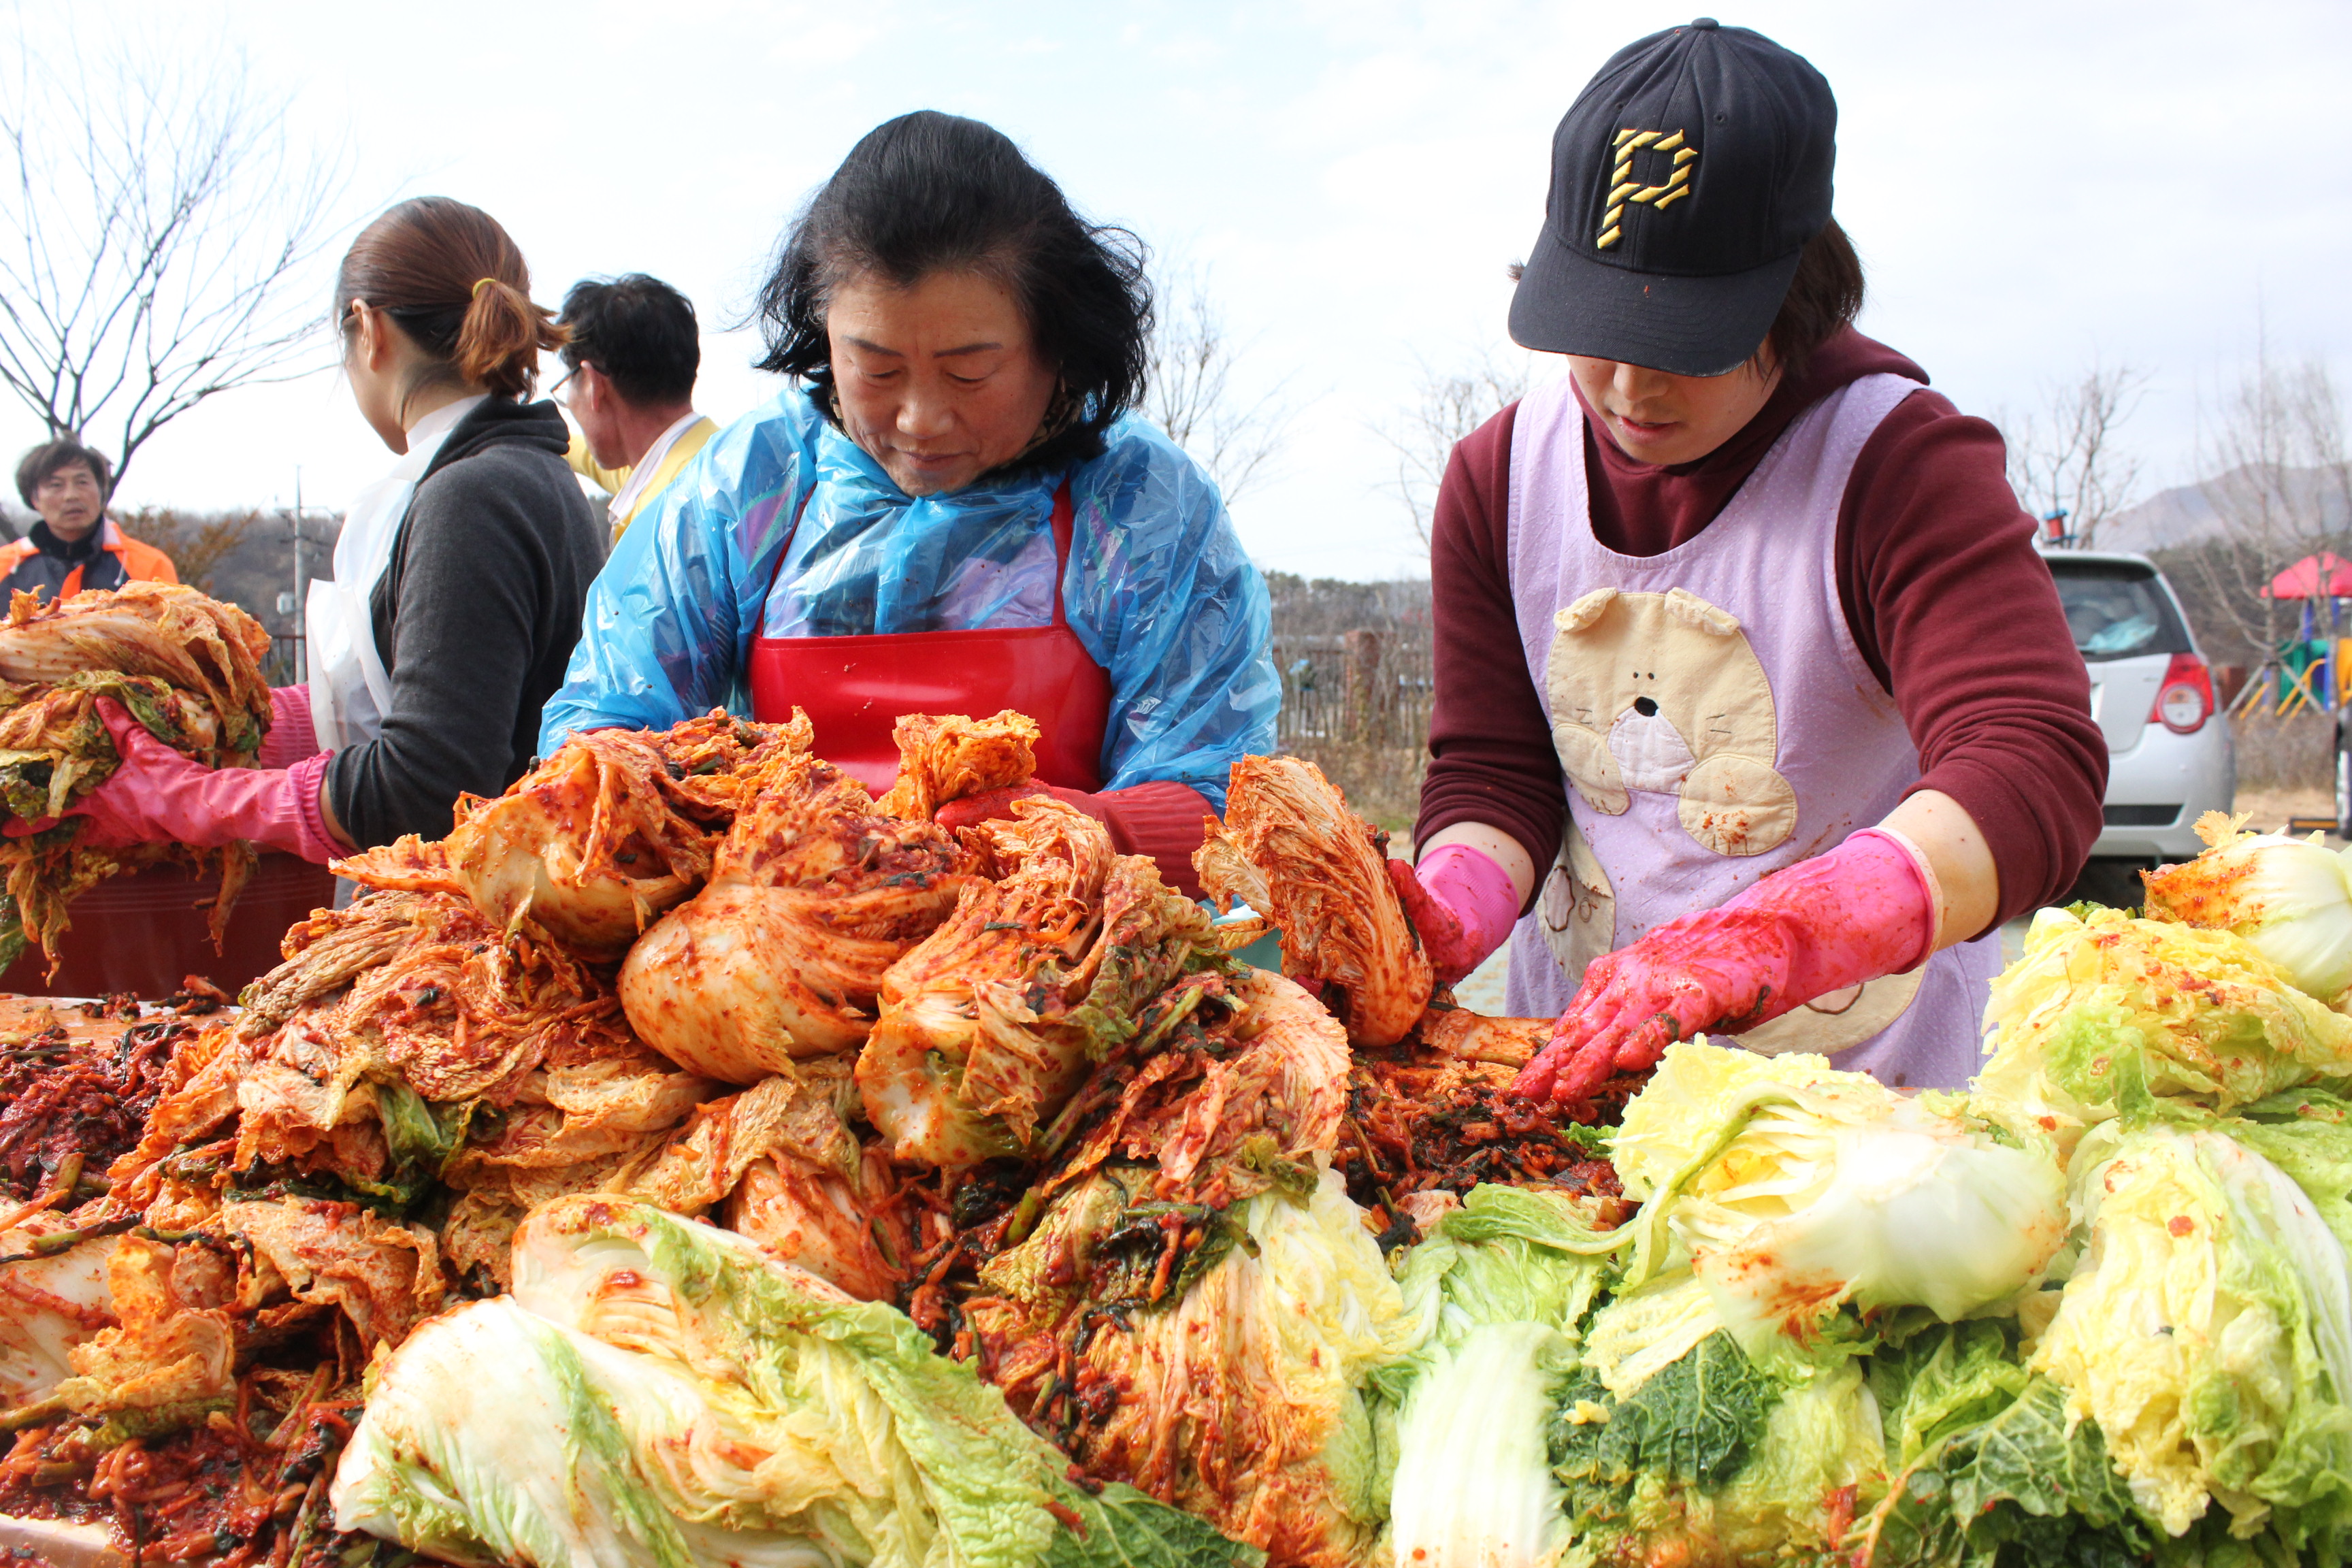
[2338,726,2352,840]
[2063,857,2157,913]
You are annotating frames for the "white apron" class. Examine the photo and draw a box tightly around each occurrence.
[308,395,485,752]
[1499,372,1997,1091]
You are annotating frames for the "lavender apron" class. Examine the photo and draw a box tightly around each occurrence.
[1499,372,1996,1090]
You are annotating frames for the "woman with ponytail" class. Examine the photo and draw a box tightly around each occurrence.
[49,197,605,864]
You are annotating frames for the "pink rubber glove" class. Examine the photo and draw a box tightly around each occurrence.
[255,684,323,770]
[932,782,1055,831]
[48,698,344,864]
[1514,828,1939,1106]
[1386,843,1520,990]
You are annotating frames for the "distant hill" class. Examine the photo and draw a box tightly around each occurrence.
[2095,465,2347,555]
[2095,480,2221,553]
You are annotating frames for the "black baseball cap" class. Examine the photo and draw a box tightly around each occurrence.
[1508,18,1837,377]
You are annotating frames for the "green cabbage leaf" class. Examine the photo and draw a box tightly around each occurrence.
[1371,1186,1616,1568]
[1549,1328,1881,1567]
[1978,906,2352,1140]
[2030,1123,2352,1550]
[1854,1319,2155,1568]
[331,1197,1262,1568]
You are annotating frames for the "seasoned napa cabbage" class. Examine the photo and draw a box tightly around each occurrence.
[871,708,1040,819]
[1194,755,1431,1047]
[342,711,814,964]
[621,749,974,1080]
[0,583,276,967]
[334,1198,1262,1568]
[965,1168,1419,1568]
[0,1220,118,1409]
[47,1231,235,1434]
[860,805,1228,1167]
[1979,905,2352,1140]
[2142,819,2352,1004]
[2031,1122,2352,1547]
[1601,1043,2066,1358]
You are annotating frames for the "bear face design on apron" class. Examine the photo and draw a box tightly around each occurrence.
[1499,373,1999,1092]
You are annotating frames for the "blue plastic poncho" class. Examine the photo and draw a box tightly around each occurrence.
[538,387,1278,810]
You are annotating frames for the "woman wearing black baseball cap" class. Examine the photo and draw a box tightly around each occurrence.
[1388,20,2106,1098]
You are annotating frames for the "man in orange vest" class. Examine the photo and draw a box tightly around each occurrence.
[3,439,177,600]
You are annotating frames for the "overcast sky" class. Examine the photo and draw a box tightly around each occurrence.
[5,0,2347,579]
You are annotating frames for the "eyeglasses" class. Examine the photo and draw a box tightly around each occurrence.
[550,368,578,408]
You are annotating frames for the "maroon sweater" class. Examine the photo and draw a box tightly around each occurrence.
[1414,328,2106,932]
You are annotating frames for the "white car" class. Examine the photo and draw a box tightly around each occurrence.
[2043,550,2236,906]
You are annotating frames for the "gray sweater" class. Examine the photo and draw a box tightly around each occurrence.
[324,397,603,847]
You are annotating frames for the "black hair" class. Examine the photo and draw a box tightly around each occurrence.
[1759,218,1864,380]
[559,274,701,406]
[14,438,113,508]
[753,110,1152,476]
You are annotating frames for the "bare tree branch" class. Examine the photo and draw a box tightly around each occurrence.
[1142,263,1296,508]
[0,18,351,487]
[110,506,260,595]
[2171,338,2352,659]
[1375,349,1532,546]
[1998,360,2149,550]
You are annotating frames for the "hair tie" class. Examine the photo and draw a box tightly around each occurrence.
[471,277,498,299]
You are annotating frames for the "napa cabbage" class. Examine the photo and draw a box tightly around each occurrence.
[1549,1329,1882,1568]
[1371,1186,1616,1568]
[1854,1318,2157,1567]
[2030,1122,2352,1550]
[333,1198,1262,1568]
[1978,906,2352,1141]
[1596,1043,2065,1363]
[1520,1047,2070,1566]
[2142,825,2352,1004]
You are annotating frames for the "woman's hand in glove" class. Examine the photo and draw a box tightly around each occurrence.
[10,698,348,864]
[1385,842,1521,990]
[255,684,327,770]
[931,783,1056,832]
[1513,829,1940,1107]
[934,779,1218,898]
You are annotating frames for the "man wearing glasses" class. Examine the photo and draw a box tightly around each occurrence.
[555,274,718,546]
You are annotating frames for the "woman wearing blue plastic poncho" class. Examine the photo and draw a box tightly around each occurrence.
[538,112,1277,894]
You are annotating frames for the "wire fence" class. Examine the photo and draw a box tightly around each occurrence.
[1265,613,1436,832]
[1272,628,1435,750]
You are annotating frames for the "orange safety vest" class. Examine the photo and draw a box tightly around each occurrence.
[0,517,179,600]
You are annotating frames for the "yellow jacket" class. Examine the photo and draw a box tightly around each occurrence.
[566,414,719,544]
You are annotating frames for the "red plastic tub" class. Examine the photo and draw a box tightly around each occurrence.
[0,852,334,999]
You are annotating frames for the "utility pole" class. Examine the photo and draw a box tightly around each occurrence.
[291,467,307,685]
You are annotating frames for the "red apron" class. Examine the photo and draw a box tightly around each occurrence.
[747,479,1115,794]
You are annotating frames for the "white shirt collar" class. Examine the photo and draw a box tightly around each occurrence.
[608,410,706,520]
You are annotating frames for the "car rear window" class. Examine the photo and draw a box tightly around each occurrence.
[2045,559,2193,662]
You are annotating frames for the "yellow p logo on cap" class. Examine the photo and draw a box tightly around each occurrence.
[1597,129,1697,249]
